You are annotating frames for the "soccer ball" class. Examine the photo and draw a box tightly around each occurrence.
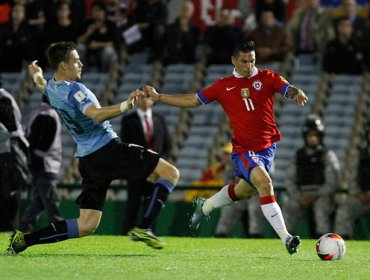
[316,233,346,261]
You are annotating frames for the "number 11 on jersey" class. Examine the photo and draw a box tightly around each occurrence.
[243,98,255,111]
[241,88,255,111]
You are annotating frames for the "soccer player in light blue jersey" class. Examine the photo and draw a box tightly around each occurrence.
[7,41,179,255]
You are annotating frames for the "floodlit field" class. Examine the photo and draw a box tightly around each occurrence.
[0,234,369,280]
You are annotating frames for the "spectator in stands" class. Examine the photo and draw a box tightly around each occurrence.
[336,0,369,43]
[255,0,286,25]
[125,0,168,62]
[25,0,46,31]
[0,4,31,72]
[0,77,30,231]
[283,114,340,238]
[162,0,199,66]
[45,0,86,28]
[240,1,257,37]
[46,1,79,45]
[215,143,265,238]
[322,16,364,75]
[335,122,370,239]
[120,95,171,235]
[288,0,334,59]
[106,0,128,28]
[25,0,48,67]
[19,95,63,233]
[77,1,118,72]
[203,7,242,65]
[247,10,292,64]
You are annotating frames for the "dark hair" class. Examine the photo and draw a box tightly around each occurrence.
[233,39,256,57]
[91,1,107,13]
[56,0,70,10]
[46,41,76,71]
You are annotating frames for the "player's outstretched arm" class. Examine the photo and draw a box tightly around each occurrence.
[143,85,201,108]
[286,85,308,107]
[85,89,142,122]
[28,60,47,93]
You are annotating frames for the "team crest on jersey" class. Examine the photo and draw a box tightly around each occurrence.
[252,80,262,91]
[74,90,87,104]
[241,88,249,99]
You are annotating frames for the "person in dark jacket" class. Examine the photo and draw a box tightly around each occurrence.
[162,0,199,65]
[203,7,242,65]
[322,17,364,75]
[120,95,171,234]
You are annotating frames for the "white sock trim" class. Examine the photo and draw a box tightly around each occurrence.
[202,185,233,215]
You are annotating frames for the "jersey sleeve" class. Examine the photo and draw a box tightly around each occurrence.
[270,71,290,97]
[68,82,95,113]
[196,79,222,105]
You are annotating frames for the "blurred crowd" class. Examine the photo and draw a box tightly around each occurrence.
[0,0,370,73]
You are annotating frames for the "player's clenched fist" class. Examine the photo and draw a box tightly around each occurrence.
[28,60,46,88]
[143,85,160,101]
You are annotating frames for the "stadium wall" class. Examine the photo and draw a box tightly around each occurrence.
[19,193,370,240]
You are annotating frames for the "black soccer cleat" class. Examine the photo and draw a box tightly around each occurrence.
[286,235,301,255]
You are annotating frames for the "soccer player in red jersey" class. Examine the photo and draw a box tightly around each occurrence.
[144,39,308,254]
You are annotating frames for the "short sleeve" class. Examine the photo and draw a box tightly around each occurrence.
[270,71,290,97]
[197,79,222,105]
[68,82,95,113]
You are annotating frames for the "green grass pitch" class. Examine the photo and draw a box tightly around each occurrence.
[0,233,369,280]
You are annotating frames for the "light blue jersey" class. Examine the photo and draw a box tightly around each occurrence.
[45,78,117,157]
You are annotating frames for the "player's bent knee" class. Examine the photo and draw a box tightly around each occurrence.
[77,209,102,237]
[160,164,179,185]
[78,221,100,237]
[169,164,180,183]
[155,159,180,185]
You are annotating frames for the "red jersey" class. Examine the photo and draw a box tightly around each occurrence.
[197,68,290,152]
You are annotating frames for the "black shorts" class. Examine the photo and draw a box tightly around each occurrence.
[76,139,160,211]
